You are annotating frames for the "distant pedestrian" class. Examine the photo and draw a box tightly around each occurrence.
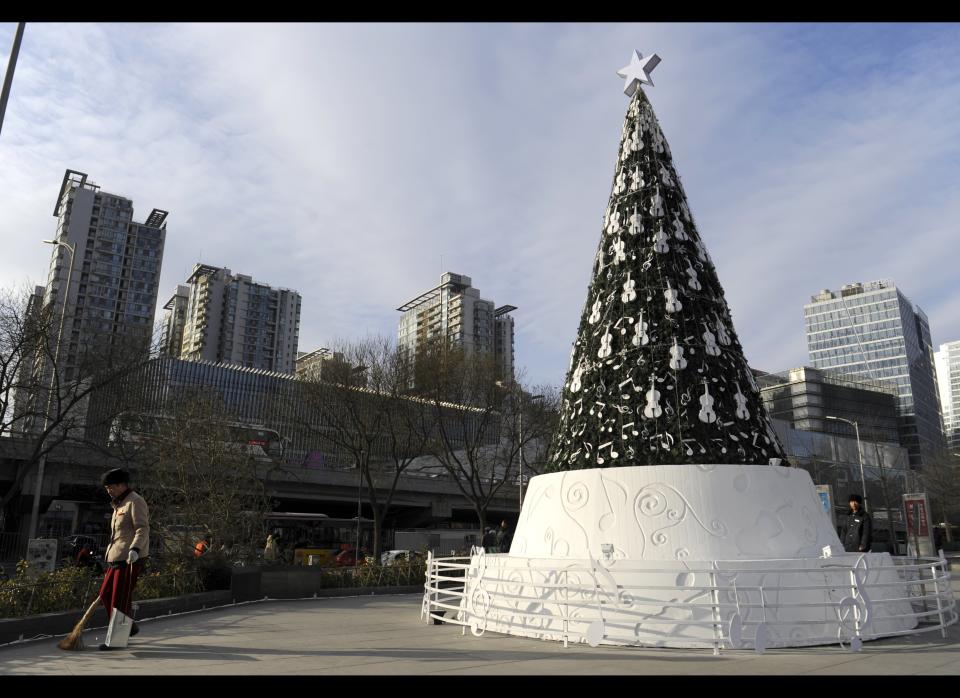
[481,528,496,553]
[263,534,278,563]
[99,468,149,648]
[841,494,872,553]
[495,520,512,554]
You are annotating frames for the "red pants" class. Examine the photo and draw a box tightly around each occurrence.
[99,560,144,618]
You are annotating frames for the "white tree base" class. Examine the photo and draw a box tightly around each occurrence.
[453,465,935,649]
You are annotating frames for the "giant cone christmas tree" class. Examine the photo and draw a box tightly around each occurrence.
[548,54,788,471]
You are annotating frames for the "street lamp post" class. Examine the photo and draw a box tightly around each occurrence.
[349,364,367,568]
[29,238,76,539]
[0,22,25,138]
[518,393,544,510]
[826,415,867,513]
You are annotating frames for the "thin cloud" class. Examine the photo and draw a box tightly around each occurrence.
[0,22,958,391]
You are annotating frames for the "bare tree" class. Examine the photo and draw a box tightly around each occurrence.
[412,341,517,534]
[295,336,436,561]
[131,389,273,561]
[0,284,156,529]
[919,451,960,542]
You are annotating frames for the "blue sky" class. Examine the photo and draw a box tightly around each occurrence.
[1,23,958,388]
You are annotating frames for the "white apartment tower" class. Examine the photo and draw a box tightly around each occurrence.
[47,170,167,377]
[175,264,301,374]
[934,340,960,452]
[159,284,190,359]
[397,272,515,379]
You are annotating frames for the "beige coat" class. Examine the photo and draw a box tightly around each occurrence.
[105,489,150,563]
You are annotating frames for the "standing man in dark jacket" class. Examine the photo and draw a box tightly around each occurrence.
[841,494,872,553]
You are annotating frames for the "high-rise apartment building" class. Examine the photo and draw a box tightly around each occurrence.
[934,340,960,452]
[41,171,167,377]
[397,272,516,379]
[176,264,301,374]
[159,284,190,359]
[804,280,944,468]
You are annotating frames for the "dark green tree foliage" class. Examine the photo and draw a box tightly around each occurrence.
[547,87,788,471]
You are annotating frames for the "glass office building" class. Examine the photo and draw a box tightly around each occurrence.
[804,280,944,468]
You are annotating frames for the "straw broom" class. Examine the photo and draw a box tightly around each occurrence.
[58,595,101,651]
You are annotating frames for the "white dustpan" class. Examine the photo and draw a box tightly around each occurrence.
[104,608,133,648]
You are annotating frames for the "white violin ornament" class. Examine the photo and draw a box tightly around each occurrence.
[644,376,663,419]
[685,261,701,290]
[632,310,650,347]
[702,323,721,357]
[629,127,643,153]
[598,325,613,359]
[649,188,665,218]
[570,363,584,393]
[621,272,637,303]
[630,165,643,191]
[659,164,675,188]
[663,280,682,314]
[734,383,750,420]
[614,170,627,195]
[714,314,731,345]
[588,296,602,325]
[698,380,718,424]
[680,200,692,222]
[628,207,642,235]
[669,337,687,370]
[672,215,689,242]
[652,224,670,254]
[610,237,626,265]
[604,208,621,236]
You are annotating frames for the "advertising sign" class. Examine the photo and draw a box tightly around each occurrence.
[903,492,935,557]
[26,538,58,573]
[814,485,835,528]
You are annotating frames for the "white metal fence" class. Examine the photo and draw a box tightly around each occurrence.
[421,550,957,654]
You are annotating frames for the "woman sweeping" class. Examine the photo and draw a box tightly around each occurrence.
[99,468,149,649]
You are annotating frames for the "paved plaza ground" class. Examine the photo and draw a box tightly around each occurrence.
[0,592,958,675]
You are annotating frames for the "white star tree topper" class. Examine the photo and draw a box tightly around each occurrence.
[617,49,661,96]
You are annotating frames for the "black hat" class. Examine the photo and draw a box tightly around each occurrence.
[848,493,863,504]
[100,468,130,486]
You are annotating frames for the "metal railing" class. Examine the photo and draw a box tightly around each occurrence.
[422,551,957,654]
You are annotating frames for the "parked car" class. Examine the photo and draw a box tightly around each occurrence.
[334,548,368,567]
[380,550,425,565]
